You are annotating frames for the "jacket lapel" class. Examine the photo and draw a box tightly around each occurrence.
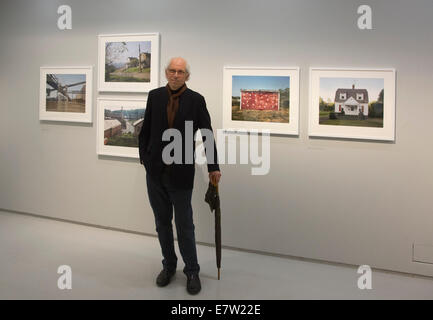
[161,89,169,131]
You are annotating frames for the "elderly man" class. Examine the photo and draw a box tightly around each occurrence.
[139,57,221,295]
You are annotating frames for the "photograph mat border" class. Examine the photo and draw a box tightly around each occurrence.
[308,67,396,141]
[223,66,300,135]
[39,66,93,123]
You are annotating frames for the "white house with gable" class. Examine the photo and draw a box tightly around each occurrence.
[334,84,369,116]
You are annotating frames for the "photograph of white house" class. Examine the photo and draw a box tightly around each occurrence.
[319,77,384,128]
[334,84,369,116]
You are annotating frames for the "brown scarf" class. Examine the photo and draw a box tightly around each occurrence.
[166,83,187,128]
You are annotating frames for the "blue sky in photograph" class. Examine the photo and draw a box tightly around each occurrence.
[232,75,290,96]
[320,77,384,102]
[47,74,86,97]
[106,41,151,64]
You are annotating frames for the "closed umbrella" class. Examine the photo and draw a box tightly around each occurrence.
[205,182,221,280]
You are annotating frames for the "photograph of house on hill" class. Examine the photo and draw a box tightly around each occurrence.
[105,41,151,83]
[98,33,159,92]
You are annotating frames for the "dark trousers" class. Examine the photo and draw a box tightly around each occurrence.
[146,167,200,276]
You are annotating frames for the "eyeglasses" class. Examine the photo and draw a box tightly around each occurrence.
[167,69,187,76]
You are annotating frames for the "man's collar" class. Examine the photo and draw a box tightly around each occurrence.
[167,83,186,94]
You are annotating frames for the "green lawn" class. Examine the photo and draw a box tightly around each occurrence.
[319,111,383,127]
[106,133,138,147]
[123,67,150,73]
[108,75,147,82]
[320,118,383,127]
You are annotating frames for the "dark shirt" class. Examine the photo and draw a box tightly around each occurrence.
[166,84,186,129]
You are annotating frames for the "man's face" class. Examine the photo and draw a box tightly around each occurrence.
[165,59,189,90]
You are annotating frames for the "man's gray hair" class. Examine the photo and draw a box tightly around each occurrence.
[165,57,191,76]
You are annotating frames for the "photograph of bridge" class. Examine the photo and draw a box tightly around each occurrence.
[46,74,87,113]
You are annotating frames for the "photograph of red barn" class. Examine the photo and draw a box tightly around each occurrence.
[240,90,280,111]
[232,75,290,123]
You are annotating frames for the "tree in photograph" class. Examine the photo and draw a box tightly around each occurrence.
[369,89,384,118]
[378,89,384,102]
[105,42,128,81]
[279,88,290,109]
[319,97,326,111]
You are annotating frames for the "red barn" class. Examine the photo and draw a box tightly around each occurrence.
[240,90,280,111]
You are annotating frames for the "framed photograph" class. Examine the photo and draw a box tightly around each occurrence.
[97,97,147,158]
[39,66,93,123]
[223,67,300,135]
[98,33,160,92]
[309,68,396,141]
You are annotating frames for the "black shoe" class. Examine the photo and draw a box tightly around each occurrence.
[186,274,201,295]
[156,269,176,287]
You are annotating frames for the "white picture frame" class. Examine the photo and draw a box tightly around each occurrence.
[97,97,147,158]
[223,67,300,135]
[39,66,93,123]
[98,33,160,92]
[309,68,396,141]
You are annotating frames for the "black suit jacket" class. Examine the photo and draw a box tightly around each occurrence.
[139,86,220,189]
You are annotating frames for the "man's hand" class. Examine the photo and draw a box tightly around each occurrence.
[209,170,221,186]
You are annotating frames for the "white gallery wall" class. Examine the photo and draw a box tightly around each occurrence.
[1,0,433,277]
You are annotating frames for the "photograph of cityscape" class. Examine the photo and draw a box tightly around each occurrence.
[103,105,145,148]
[97,98,147,158]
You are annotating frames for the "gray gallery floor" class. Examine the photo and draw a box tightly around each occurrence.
[0,210,432,300]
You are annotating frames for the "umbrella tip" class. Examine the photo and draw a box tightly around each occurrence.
[218,268,220,280]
